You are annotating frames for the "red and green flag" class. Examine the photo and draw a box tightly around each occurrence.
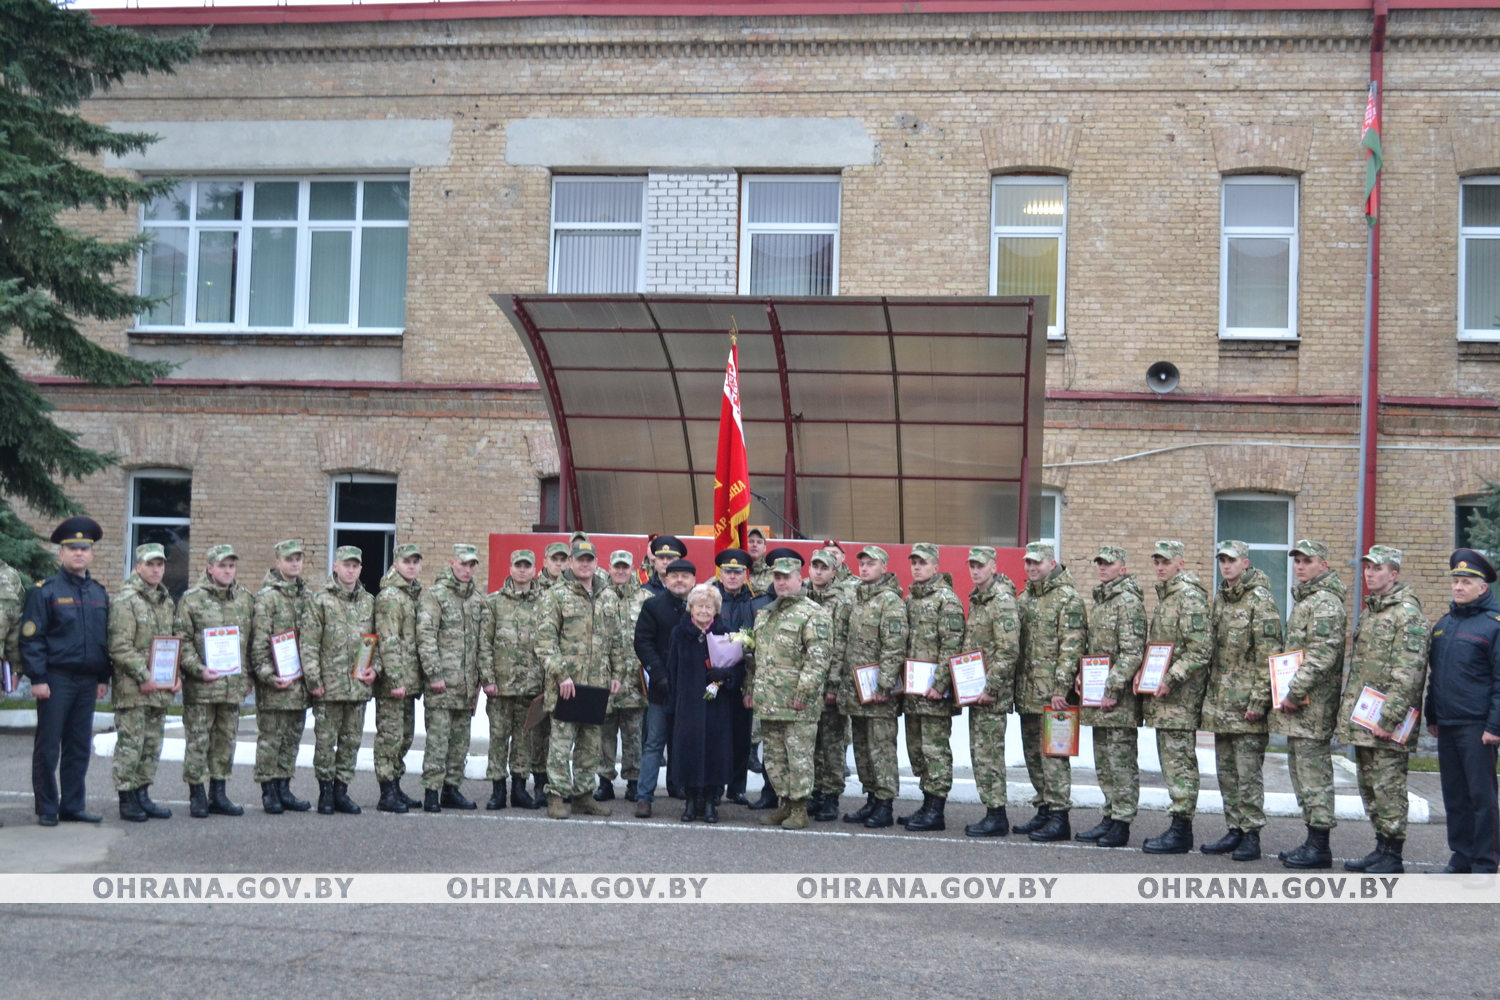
[1362,82,1382,225]
[712,333,750,554]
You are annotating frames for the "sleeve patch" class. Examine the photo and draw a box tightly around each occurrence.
[21,621,36,637]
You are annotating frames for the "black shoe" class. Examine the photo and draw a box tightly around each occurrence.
[486,779,507,810]
[748,785,780,811]
[332,780,361,815]
[395,780,421,810]
[207,779,243,817]
[812,794,840,822]
[681,796,700,823]
[843,793,877,824]
[1014,807,1051,835]
[1076,816,1115,842]
[37,814,57,827]
[1232,830,1262,862]
[510,776,537,810]
[136,785,171,819]
[1365,838,1405,875]
[668,785,686,800]
[58,810,102,823]
[594,780,616,802]
[965,807,1011,838]
[1097,819,1131,848]
[1201,828,1244,855]
[1432,862,1474,874]
[118,790,148,823]
[625,780,638,803]
[378,781,408,814]
[906,796,946,833]
[441,785,477,810]
[317,780,336,815]
[1142,816,1194,855]
[532,773,550,807]
[1283,826,1332,870]
[899,793,933,827]
[731,792,750,806]
[864,798,895,829]
[423,788,441,813]
[703,797,719,824]
[747,745,764,774]
[188,783,209,819]
[278,779,312,812]
[262,782,285,815]
[1344,836,1387,872]
[1029,810,1070,842]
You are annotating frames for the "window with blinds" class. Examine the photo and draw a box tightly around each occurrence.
[1221,176,1299,340]
[991,176,1067,338]
[739,176,841,295]
[549,177,646,294]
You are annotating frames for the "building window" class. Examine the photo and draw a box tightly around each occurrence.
[1038,488,1062,563]
[138,177,409,333]
[1460,178,1500,339]
[1221,176,1299,340]
[329,474,397,595]
[1215,491,1293,618]
[127,470,191,599]
[991,176,1066,338]
[534,476,561,532]
[549,177,646,293]
[1457,500,1488,550]
[739,176,840,295]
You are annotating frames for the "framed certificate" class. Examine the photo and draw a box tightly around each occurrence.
[949,650,987,706]
[903,659,938,697]
[149,636,181,687]
[270,630,302,681]
[353,633,379,678]
[1042,707,1080,757]
[1134,643,1173,695]
[202,626,242,677]
[1391,706,1420,744]
[1268,650,1309,709]
[1080,655,1111,708]
[852,663,880,704]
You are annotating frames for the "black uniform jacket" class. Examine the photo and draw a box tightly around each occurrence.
[1428,588,1500,733]
[19,570,111,683]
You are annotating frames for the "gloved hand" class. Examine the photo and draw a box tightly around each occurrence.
[706,667,735,684]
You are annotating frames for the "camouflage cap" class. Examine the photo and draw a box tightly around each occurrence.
[1093,544,1127,565]
[809,548,837,567]
[771,557,802,576]
[1361,544,1403,567]
[968,546,997,565]
[274,538,305,558]
[334,545,363,563]
[510,549,535,566]
[570,538,598,559]
[204,544,237,564]
[609,549,634,567]
[1023,541,1055,563]
[544,542,570,559]
[452,543,480,564]
[134,543,166,564]
[1216,539,1251,561]
[1289,539,1329,560]
[909,542,940,563]
[570,531,589,544]
[1152,540,1185,561]
[393,542,422,560]
[856,545,889,563]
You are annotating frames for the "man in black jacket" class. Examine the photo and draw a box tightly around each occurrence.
[1426,548,1500,874]
[19,517,112,826]
[633,558,695,817]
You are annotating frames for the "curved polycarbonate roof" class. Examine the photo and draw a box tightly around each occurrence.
[494,294,1045,546]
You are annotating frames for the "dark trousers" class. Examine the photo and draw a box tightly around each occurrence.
[1438,723,1500,873]
[33,672,98,818]
[728,697,752,796]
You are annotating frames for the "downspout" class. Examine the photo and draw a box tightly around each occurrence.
[1353,0,1386,622]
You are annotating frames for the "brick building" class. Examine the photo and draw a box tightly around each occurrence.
[17,1,1500,615]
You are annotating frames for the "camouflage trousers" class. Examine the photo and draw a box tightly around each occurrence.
[254,708,306,782]
[1287,736,1337,830]
[814,705,850,797]
[1214,731,1268,832]
[598,706,645,782]
[183,702,238,784]
[1355,744,1410,839]
[850,715,900,801]
[1020,713,1071,811]
[373,697,416,783]
[1156,728,1202,818]
[313,700,367,784]
[112,706,166,791]
[485,694,540,780]
[904,714,954,797]
[547,719,602,798]
[762,718,818,803]
[1094,725,1140,821]
[968,709,1009,809]
[423,707,473,791]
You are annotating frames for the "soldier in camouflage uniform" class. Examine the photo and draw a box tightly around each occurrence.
[596,550,649,803]
[175,544,255,819]
[747,528,773,596]
[537,542,569,591]
[1201,541,1284,862]
[746,558,833,829]
[372,542,423,814]
[417,544,485,812]
[107,544,181,822]
[250,539,313,814]
[1015,541,1087,842]
[836,545,907,829]
[1340,545,1428,875]
[535,538,626,818]
[1078,545,1147,848]
[479,549,544,810]
[806,548,853,821]
[0,556,23,676]
[961,546,1021,838]
[1141,540,1214,855]
[302,545,377,815]
[898,543,965,833]
[1274,539,1348,869]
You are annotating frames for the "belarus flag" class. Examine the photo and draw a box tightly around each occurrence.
[1362,82,1382,225]
[713,339,751,553]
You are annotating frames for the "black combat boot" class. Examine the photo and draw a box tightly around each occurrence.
[1344,835,1387,872]
[1232,830,1262,862]
[394,780,421,810]
[965,807,1011,838]
[843,793,877,824]
[864,798,895,829]
[207,779,243,817]
[262,782,285,815]
[1097,819,1131,848]
[118,789,148,823]
[899,793,933,827]
[702,795,719,824]
[486,780,507,810]
[1014,806,1051,835]
[510,775,536,810]
[1365,837,1405,875]
[377,781,408,814]
[906,796,947,832]
[1201,828,1244,855]
[332,781,361,815]
[1076,816,1115,842]
[681,795,700,823]
[1282,826,1333,869]
[625,780,639,803]
[136,785,171,819]
[1029,809,1070,842]
[423,788,441,813]
[188,783,209,819]
[1142,816,1194,854]
[812,793,841,822]
[594,779,616,802]
[531,772,549,808]
[748,782,779,811]
[278,779,312,812]
[317,780,336,815]
[441,784,477,810]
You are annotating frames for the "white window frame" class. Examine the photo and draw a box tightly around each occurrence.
[737,174,841,295]
[548,175,648,294]
[990,175,1067,339]
[1220,175,1300,341]
[327,473,398,577]
[125,468,191,580]
[1459,176,1500,340]
[1038,488,1062,564]
[1214,490,1294,615]
[135,176,410,334]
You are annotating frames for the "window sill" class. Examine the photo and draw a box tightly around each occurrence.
[1458,340,1500,361]
[129,331,403,348]
[1219,339,1299,357]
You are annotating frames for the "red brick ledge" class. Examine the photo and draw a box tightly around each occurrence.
[27,376,542,392]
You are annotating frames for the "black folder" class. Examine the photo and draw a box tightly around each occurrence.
[549,683,611,725]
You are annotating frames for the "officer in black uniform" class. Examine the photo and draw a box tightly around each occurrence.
[19,517,112,826]
[1426,548,1500,874]
[714,547,773,806]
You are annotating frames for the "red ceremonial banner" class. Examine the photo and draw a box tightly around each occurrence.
[713,341,751,554]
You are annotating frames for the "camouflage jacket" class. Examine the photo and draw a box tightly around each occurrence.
[748,557,774,599]
[1083,574,1147,728]
[1339,582,1429,750]
[175,573,255,705]
[1270,569,1348,740]
[250,569,311,711]
[1203,567,1284,733]
[0,559,23,673]
[963,574,1020,716]
[1142,570,1213,731]
[373,565,422,699]
[479,577,542,698]
[534,570,625,712]
[904,573,965,717]
[1016,566,1088,713]
[806,580,852,698]
[609,579,650,708]
[835,572,908,718]
[417,567,483,711]
[747,593,832,722]
[107,573,176,710]
[537,570,565,592]
[301,577,376,702]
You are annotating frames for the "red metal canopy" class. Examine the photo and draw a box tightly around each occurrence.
[493,293,1045,546]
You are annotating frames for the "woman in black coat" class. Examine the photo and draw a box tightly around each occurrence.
[666,584,743,822]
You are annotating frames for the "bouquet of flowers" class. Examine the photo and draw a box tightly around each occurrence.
[704,632,748,700]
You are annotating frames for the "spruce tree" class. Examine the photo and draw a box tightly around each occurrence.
[1464,481,1500,555]
[0,0,201,577]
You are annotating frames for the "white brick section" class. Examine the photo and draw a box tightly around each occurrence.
[646,172,738,294]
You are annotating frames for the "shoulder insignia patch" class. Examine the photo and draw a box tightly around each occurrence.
[21,621,36,637]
